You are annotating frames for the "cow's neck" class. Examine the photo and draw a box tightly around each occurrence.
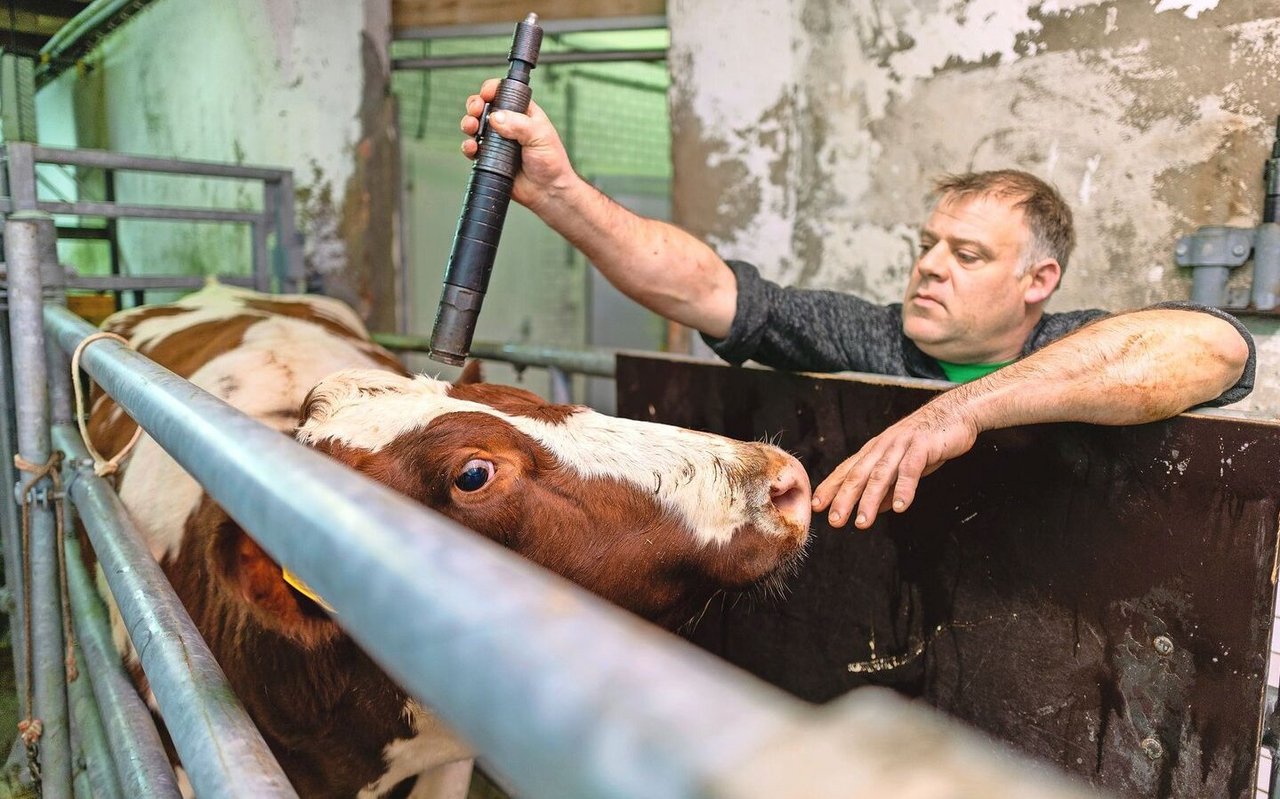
[165,502,413,798]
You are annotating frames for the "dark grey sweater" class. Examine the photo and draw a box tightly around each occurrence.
[701,260,1255,407]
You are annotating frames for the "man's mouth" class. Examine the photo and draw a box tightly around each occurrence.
[911,293,944,309]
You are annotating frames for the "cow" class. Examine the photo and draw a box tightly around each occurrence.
[86,281,812,799]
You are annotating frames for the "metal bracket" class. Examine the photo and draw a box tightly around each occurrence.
[1174,225,1255,267]
[12,480,64,508]
[1178,226,1257,308]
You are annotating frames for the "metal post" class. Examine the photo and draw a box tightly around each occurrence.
[1253,222,1280,310]
[52,424,290,799]
[548,365,572,404]
[43,236,71,430]
[60,502,180,799]
[264,180,282,291]
[6,143,38,211]
[5,211,72,798]
[65,635,122,799]
[103,168,131,309]
[0,249,29,715]
[251,220,270,293]
[275,172,306,293]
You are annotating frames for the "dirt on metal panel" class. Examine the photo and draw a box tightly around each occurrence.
[616,354,1280,799]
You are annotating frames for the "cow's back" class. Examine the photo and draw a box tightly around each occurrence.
[81,284,439,797]
[87,281,405,567]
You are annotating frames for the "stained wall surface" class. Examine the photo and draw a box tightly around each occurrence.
[668,0,1280,413]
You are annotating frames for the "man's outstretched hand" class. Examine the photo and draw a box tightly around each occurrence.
[812,397,979,529]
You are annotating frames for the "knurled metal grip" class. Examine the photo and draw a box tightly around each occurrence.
[474,81,534,180]
[430,13,542,366]
[510,19,542,65]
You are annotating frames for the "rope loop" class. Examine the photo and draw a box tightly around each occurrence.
[70,331,142,476]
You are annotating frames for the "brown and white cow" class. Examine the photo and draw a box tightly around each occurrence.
[87,281,811,799]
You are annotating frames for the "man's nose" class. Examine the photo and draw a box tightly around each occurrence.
[916,242,950,280]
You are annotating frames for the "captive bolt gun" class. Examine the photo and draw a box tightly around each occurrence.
[429,13,543,366]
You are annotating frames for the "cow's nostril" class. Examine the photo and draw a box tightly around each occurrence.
[769,456,812,532]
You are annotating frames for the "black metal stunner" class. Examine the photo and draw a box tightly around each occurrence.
[429,13,543,365]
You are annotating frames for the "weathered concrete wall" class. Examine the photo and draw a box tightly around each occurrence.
[669,0,1280,414]
[37,0,399,329]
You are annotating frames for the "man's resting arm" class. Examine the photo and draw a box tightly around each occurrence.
[812,307,1253,529]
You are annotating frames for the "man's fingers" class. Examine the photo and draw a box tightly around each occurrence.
[460,139,478,159]
[826,446,885,528]
[852,455,903,529]
[827,476,863,528]
[813,457,857,512]
[479,78,500,99]
[889,445,931,513]
[465,94,485,118]
[485,110,533,144]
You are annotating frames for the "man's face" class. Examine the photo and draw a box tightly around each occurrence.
[902,193,1045,364]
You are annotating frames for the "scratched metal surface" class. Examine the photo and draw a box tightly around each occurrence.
[616,354,1280,799]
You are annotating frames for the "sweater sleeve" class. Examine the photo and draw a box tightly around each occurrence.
[699,260,911,375]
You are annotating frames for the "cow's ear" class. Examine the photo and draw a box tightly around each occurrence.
[456,359,483,386]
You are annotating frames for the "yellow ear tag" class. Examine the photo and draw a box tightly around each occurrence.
[281,567,337,614]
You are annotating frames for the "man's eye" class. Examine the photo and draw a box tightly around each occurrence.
[454,459,495,492]
[956,251,980,264]
[918,242,935,255]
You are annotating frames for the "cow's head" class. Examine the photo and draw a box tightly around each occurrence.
[269,367,812,631]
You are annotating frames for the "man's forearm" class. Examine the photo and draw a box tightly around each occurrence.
[527,175,738,337]
[940,308,1250,432]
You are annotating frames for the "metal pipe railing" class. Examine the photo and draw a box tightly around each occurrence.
[0,282,30,714]
[34,200,264,225]
[52,424,293,799]
[22,144,292,183]
[42,303,1101,799]
[62,275,258,291]
[64,629,123,799]
[392,49,667,70]
[3,142,304,300]
[61,514,178,799]
[5,213,73,799]
[372,332,617,377]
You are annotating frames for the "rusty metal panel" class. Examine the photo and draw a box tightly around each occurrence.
[616,354,1280,799]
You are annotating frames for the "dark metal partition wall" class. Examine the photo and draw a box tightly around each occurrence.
[617,353,1280,799]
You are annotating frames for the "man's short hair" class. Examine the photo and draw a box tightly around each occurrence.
[932,170,1076,274]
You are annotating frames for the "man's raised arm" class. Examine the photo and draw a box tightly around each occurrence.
[812,308,1253,530]
[461,79,738,337]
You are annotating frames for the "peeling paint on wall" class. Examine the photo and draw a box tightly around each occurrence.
[1154,0,1221,20]
[671,0,1280,413]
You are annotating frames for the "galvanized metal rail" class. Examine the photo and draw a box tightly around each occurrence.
[2,142,304,294]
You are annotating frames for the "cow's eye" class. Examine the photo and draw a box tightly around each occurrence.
[454,459,494,492]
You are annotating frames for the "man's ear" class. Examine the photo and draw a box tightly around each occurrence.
[1023,259,1062,305]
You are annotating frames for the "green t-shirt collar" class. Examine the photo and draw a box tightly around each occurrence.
[936,358,1015,384]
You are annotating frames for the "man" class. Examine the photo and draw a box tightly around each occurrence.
[459,80,1254,533]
